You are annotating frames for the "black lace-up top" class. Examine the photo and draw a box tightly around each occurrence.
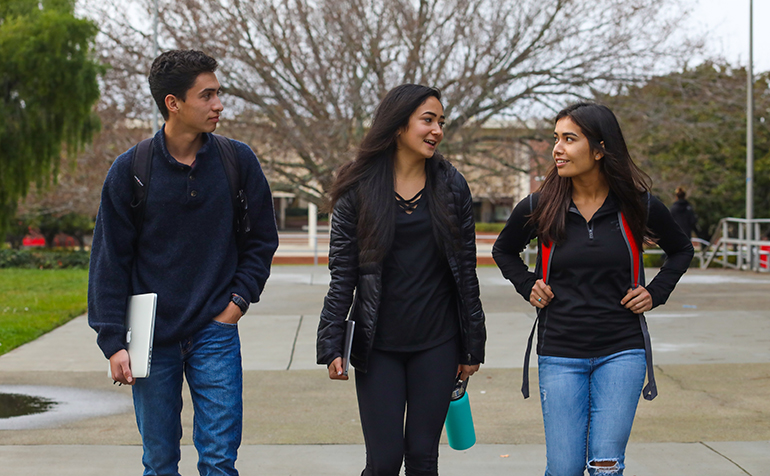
[374,189,459,351]
[395,189,423,213]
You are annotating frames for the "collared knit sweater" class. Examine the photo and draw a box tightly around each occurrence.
[88,128,278,359]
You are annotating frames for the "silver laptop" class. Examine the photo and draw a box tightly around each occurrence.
[108,293,157,379]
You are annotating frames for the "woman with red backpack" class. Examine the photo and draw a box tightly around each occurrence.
[493,103,693,476]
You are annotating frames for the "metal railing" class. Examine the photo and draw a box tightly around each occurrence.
[700,218,770,272]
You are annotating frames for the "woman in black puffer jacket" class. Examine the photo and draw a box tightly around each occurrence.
[316,84,485,476]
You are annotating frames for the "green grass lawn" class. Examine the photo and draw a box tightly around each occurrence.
[0,268,88,356]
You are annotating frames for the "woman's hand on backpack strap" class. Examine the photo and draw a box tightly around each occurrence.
[621,286,652,314]
[530,279,554,309]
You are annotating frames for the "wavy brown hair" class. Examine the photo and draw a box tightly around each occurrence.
[531,102,652,247]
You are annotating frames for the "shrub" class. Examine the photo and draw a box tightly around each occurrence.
[0,249,90,269]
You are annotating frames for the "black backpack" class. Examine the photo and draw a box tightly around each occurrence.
[129,134,251,239]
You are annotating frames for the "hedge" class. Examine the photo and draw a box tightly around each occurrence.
[0,249,90,269]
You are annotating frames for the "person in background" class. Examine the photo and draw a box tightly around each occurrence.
[493,102,693,476]
[316,84,486,476]
[669,186,699,239]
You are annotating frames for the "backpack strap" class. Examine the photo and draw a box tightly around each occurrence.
[619,212,642,287]
[618,210,658,400]
[212,134,250,238]
[130,138,155,236]
[521,194,552,398]
[521,239,552,399]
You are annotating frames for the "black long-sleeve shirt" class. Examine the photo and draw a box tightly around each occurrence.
[493,191,693,358]
[374,192,459,351]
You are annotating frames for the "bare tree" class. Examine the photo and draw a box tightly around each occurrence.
[83,0,699,204]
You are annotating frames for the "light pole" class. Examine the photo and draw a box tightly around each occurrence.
[746,0,754,268]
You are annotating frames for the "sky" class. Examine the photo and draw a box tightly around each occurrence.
[687,0,770,73]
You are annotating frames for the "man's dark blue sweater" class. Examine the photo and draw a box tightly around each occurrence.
[88,127,279,359]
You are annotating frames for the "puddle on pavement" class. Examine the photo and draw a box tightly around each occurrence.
[0,392,58,418]
[0,385,132,429]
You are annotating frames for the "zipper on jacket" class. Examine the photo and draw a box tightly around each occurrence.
[569,205,596,241]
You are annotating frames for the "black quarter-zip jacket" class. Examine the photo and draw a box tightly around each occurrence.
[493,191,693,359]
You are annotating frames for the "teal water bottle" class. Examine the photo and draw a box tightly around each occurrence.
[444,376,476,450]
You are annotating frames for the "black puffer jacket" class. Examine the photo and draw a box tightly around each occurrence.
[316,161,486,372]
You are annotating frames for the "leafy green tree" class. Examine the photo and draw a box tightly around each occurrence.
[0,0,102,233]
[599,62,770,239]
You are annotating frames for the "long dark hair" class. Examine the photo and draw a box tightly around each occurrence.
[531,102,652,247]
[330,84,458,264]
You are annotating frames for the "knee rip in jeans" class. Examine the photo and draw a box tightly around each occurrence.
[588,459,619,473]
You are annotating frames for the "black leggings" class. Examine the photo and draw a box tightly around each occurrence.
[355,337,459,476]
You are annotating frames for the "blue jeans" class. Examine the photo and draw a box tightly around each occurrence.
[538,349,646,476]
[133,320,243,476]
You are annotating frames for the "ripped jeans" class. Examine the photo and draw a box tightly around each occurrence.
[538,349,646,476]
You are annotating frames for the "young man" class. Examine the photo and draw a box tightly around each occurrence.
[88,50,279,475]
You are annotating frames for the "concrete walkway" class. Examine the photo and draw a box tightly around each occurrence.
[1,265,769,475]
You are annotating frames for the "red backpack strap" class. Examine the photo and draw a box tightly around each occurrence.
[619,212,642,287]
[618,211,658,400]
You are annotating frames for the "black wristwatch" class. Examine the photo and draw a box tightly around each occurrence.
[231,293,249,316]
